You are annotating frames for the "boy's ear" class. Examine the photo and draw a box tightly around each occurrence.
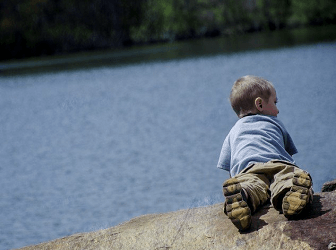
[255,97,263,112]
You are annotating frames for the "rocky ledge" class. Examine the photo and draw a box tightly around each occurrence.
[20,181,336,250]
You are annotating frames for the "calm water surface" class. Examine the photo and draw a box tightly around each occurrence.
[1,31,336,249]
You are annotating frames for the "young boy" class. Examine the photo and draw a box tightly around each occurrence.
[217,75,313,231]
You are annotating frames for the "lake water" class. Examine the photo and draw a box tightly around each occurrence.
[1,27,336,249]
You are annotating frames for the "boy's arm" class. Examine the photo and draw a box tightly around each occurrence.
[284,132,298,156]
[276,117,298,156]
[217,136,231,172]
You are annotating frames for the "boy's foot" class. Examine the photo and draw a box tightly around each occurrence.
[223,178,251,231]
[282,172,312,219]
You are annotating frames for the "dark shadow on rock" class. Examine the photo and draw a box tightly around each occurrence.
[283,193,336,250]
[241,193,332,235]
[241,201,270,234]
[291,194,330,220]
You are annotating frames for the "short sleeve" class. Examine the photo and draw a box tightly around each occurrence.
[217,135,231,171]
[285,133,298,156]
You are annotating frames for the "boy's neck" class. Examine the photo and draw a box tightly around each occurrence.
[241,113,257,118]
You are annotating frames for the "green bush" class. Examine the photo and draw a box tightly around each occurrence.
[0,0,335,60]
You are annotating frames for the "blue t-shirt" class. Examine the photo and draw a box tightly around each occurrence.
[217,115,298,177]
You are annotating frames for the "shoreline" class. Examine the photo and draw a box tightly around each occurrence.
[1,25,336,76]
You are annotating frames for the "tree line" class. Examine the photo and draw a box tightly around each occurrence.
[0,0,335,61]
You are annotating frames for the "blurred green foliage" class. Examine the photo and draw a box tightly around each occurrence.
[0,0,335,60]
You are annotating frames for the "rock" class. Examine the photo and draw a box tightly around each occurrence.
[329,242,336,250]
[18,190,336,250]
[322,179,336,192]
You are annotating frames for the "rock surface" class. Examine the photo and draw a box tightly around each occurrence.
[19,189,336,250]
[322,179,336,192]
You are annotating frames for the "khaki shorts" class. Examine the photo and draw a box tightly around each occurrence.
[230,160,313,213]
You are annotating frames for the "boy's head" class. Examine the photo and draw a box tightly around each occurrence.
[230,75,279,118]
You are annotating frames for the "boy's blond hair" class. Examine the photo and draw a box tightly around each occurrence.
[230,75,274,118]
